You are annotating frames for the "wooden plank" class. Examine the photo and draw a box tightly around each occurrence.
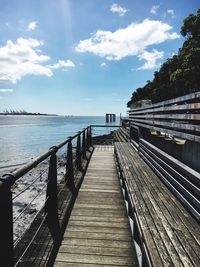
[80,185,121,191]
[126,142,200,244]
[140,138,200,188]
[139,168,200,266]
[68,220,129,229]
[79,189,121,193]
[130,121,200,143]
[55,253,135,266]
[126,159,188,266]
[61,238,134,249]
[116,144,167,267]
[129,102,200,115]
[128,91,200,112]
[70,215,128,223]
[128,92,200,143]
[115,142,200,267]
[76,195,124,204]
[76,191,122,200]
[134,153,200,265]
[139,147,200,214]
[82,179,120,185]
[129,113,200,120]
[54,145,138,267]
[65,225,130,235]
[58,245,134,257]
[74,203,124,211]
[70,209,126,218]
[54,263,129,267]
[85,170,117,175]
[130,118,200,133]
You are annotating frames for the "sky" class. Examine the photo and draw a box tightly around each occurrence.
[0,0,199,116]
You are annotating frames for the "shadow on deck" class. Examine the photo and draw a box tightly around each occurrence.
[53,145,138,266]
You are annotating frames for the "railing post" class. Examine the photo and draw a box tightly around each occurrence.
[66,137,76,193]
[45,147,62,243]
[89,126,92,147]
[0,175,15,267]
[82,129,87,159]
[86,126,92,150]
[86,127,90,151]
[75,132,82,171]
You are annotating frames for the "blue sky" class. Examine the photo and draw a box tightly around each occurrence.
[0,0,199,116]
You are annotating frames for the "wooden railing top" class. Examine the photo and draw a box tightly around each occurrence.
[128,91,200,113]
[129,91,200,143]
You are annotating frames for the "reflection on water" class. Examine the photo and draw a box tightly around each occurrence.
[0,115,119,175]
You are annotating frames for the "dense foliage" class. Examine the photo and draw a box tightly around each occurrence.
[127,9,200,107]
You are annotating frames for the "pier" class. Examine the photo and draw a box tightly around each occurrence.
[106,113,116,123]
[54,145,138,266]
[0,92,200,266]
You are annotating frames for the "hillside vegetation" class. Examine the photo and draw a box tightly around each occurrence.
[127,9,200,107]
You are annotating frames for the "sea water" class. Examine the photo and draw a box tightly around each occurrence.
[0,115,119,175]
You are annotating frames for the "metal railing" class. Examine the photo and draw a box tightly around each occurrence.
[0,126,93,267]
[139,138,200,222]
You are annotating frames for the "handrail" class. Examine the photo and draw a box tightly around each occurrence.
[90,124,121,128]
[0,124,120,267]
[0,125,93,267]
[0,127,91,188]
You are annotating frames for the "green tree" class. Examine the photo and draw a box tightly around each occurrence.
[127,9,200,107]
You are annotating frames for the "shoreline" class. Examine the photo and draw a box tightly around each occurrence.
[8,131,116,242]
[0,113,58,116]
[92,132,115,145]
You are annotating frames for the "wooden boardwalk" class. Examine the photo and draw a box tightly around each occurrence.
[54,145,138,267]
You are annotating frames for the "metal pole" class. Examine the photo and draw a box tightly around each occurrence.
[65,138,76,193]
[75,132,82,170]
[45,148,62,243]
[82,130,87,159]
[0,175,15,267]
[89,126,92,147]
[86,127,90,151]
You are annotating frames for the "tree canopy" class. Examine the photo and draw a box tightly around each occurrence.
[127,9,200,107]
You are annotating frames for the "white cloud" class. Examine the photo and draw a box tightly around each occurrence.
[0,38,51,83]
[49,60,75,70]
[110,3,128,16]
[75,19,179,68]
[165,9,175,18]
[0,38,75,84]
[136,49,164,70]
[150,5,160,14]
[100,62,108,68]
[27,21,38,31]
[0,89,13,92]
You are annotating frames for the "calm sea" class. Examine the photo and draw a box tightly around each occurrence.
[0,115,119,175]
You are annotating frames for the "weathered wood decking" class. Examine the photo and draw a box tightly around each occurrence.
[115,142,200,267]
[54,145,138,266]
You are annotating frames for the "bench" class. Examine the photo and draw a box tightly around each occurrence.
[114,142,200,267]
